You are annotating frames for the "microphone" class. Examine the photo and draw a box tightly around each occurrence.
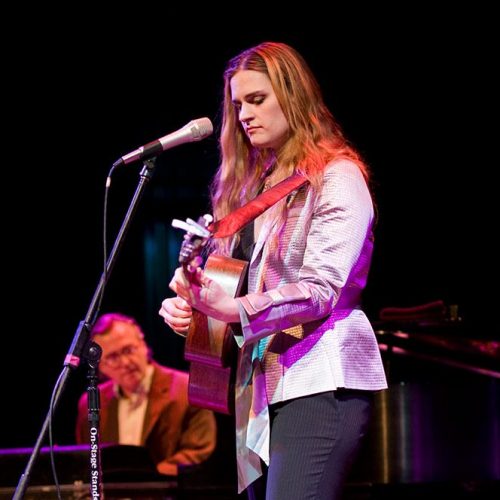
[112,117,213,168]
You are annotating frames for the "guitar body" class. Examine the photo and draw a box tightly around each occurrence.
[184,254,248,414]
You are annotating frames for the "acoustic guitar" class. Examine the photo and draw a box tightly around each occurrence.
[173,215,248,414]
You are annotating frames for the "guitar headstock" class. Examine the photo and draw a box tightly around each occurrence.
[172,214,213,283]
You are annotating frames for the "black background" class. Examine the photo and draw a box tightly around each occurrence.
[2,6,494,453]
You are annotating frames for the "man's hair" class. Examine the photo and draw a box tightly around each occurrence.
[91,312,144,340]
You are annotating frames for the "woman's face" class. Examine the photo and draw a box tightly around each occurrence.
[230,70,290,151]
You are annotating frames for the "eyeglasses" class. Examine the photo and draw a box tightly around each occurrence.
[101,344,141,368]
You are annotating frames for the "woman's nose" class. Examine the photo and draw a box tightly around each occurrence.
[239,103,253,123]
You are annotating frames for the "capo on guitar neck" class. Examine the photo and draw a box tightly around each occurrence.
[172,214,213,238]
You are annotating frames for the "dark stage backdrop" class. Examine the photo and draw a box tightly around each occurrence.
[3,6,493,465]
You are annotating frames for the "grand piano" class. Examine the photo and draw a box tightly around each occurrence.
[348,301,500,498]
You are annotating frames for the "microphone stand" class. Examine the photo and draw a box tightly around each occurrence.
[13,158,158,500]
[86,341,103,499]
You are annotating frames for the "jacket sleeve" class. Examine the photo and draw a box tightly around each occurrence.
[155,406,217,476]
[235,160,374,346]
[75,392,89,444]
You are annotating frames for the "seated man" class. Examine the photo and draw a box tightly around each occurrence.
[75,312,216,476]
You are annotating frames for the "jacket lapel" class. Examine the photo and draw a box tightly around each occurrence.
[100,383,119,443]
[141,363,171,443]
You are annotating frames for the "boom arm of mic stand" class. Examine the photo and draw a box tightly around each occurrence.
[13,158,158,500]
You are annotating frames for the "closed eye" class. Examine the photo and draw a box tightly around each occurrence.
[232,92,266,111]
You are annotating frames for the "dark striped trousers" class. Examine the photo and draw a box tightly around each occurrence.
[246,389,374,500]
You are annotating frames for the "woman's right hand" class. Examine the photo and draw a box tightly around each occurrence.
[158,296,193,337]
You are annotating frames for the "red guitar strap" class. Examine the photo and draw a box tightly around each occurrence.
[208,173,308,239]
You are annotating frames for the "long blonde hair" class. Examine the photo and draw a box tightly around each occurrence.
[210,42,368,254]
